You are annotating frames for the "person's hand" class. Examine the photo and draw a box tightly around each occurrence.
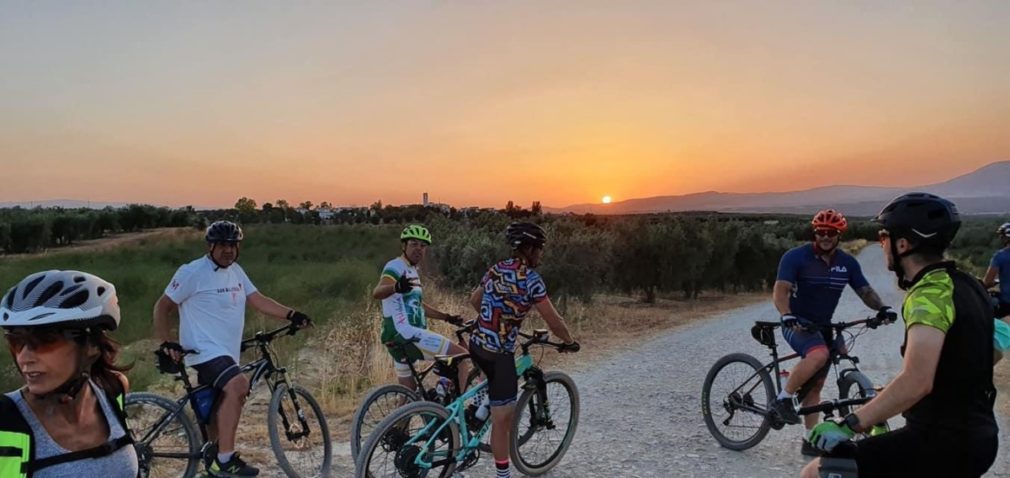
[780,314,807,332]
[876,306,898,325]
[394,275,416,294]
[158,341,183,363]
[287,310,312,328]
[807,418,856,452]
[559,341,581,353]
[444,314,464,326]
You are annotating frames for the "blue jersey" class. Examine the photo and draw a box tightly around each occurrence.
[776,244,870,324]
[989,248,1010,304]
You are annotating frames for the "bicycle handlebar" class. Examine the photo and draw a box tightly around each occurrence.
[756,316,885,332]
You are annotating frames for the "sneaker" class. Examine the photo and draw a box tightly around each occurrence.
[801,438,822,457]
[770,397,801,425]
[208,452,260,477]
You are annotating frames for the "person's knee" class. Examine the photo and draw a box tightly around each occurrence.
[223,374,250,401]
[805,347,829,367]
[800,458,821,478]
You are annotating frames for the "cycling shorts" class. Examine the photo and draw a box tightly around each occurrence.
[192,355,242,390]
[849,424,996,477]
[782,325,844,358]
[468,343,518,406]
[386,329,451,378]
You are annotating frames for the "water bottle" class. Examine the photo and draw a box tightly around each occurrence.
[474,391,490,421]
[435,377,453,402]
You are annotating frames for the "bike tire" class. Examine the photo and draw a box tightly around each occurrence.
[701,352,775,450]
[354,400,460,478]
[268,384,333,478]
[124,392,201,478]
[510,371,580,476]
[838,370,889,437]
[350,384,420,461]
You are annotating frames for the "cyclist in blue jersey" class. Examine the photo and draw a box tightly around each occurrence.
[770,209,896,456]
[467,222,579,478]
[981,222,1010,318]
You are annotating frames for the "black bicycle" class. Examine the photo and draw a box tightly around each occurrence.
[701,316,890,450]
[126,324,332,478]
[349,321,486,460]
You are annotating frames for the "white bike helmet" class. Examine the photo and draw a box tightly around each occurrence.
[997,223,1010,238]
[1,270,120,331]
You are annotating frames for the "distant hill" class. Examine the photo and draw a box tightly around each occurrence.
[549,160,1010,216]
[0,199,131,209]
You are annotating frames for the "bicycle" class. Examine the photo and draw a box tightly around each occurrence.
[125,323,332,478]
[349,321,486,460]
[701,316,891,451]
[354,329,579,478]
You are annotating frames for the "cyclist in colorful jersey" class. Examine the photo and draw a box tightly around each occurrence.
[153,221,312,477]
[802,193,997,478]
[981,222,1010,318]
[467,222,579,478]
[1,270,137,478]
[372,224,469,391]
[770,209,896,455]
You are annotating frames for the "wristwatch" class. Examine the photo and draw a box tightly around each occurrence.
[843,413,862,432]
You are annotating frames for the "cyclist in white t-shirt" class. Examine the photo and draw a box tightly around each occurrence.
[373,225,470,392]
[153,221,311,477]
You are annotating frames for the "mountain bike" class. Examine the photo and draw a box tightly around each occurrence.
[354,329,579,477]
[701,316,891,450]
[125,323,332,478]
[349,321,486,460]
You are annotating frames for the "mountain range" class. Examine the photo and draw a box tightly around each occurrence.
[551,160,1010,216]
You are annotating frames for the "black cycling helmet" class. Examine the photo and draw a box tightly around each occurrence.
[873,192,960,249]
[506,222,547,249]
[874,192,960,290]
[205,220,244,243]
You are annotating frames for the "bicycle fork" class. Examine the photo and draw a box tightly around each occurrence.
[523,369,555,430]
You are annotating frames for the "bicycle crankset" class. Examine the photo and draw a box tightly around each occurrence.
[394,445,425,478]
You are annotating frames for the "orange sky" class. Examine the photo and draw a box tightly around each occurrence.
[1,2,1008,208]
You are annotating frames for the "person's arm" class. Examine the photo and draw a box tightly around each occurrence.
[983,266,999,289]
[468,286,482,312]
[773,281,793,315]
[533,298,575,344]
[855,286,887,311]
[422,303,456,322]
[153,294,180,343]
[373,277,396,300]
[846,325,945,431]
[247,291,294,320]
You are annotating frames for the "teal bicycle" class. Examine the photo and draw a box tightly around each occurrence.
[354,328,579,477]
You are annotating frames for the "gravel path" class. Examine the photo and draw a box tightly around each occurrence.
[321,245,1009,477]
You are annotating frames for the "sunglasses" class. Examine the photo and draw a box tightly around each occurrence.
[4,329,83,354]
[814,229,840,238]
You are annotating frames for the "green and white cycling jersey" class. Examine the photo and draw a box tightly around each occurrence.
[380,257,427,344]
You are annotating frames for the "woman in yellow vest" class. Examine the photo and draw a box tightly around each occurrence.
[0,270,136,478]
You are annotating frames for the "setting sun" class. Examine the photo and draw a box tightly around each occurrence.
[602,196,612,204]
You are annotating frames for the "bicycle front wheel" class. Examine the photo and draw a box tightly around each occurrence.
[350,384,420,461]
[701,352,775,450]
[268,384,333,478]
[355,401,460,478]
[510,371,580,476]
[838,370,889,437]
[124,392,201,478]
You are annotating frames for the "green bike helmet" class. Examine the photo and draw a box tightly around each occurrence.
[400,224,432,244]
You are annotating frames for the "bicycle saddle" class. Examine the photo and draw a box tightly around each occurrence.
[434,353,470,367]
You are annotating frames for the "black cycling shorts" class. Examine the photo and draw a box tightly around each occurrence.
[851,425,996,477]
[192,355,242,390]
[468,343,518,406]
[995,302,1010,319]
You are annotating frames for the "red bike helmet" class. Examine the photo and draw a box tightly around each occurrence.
[811,209,848,233]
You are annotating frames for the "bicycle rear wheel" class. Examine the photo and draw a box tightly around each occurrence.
[125,392,201,478]
[354,401,460,478]
[350,384,419,461]
[268,384,333,477]
[510,371,580,476]
[701,353,775,450]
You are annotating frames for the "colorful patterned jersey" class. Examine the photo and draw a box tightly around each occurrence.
[470,258,548,354]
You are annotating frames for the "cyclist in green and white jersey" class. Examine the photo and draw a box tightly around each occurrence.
[372,225,469,391]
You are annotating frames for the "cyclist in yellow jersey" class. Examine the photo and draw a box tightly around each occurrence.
[802,193,997,478]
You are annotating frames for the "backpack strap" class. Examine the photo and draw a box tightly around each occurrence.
[0,393,35,478]
[24,436,133,474]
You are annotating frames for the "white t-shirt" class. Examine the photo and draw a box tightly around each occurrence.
[164,256,257,366]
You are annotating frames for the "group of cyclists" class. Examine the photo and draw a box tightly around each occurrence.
[0,190,1005,477]
[771,193,999,478]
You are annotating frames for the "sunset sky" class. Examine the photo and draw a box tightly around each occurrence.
[1,1,1008,208]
